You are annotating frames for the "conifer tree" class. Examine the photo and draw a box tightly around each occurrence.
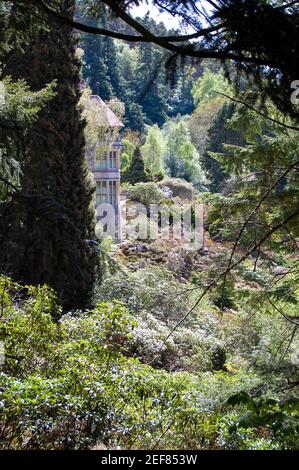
[1,0,96,310]
[103,36,121,97]
[122,147,149,184]
[203,103,244,192]
[81,27,114,100]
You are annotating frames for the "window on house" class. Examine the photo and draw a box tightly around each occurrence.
[109,181,117,206]
[95,153,107,170]
[96,181,108,205]
[109,151,117,169]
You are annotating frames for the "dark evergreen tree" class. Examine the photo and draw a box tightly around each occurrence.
[80,19,114,100]
[122,101,146,132]
[136,18,169,127]
[0,0,96,310]
[122,147,149,184]
[169,71,195,117]
[203,103,245,193]
[139,60,168,127]
[79,12,196,132]
[103,35,121,97]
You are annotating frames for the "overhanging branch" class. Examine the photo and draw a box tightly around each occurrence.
[214,92,299,132]
[28,0,272,66]
[30,0,225,42]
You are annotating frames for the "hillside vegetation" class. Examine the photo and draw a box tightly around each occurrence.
[0,0,298,451]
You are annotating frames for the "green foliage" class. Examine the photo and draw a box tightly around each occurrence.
[78,7,116,101]
[0,277,137,449]
[96,265,227,371]
[189,73,245,194]
[212,277,236,310]
[0,77,56,201]
[191,70,233,106]
[163,118,208,191]
[0,265,298,450]
[227,392,299,449]
[158,177,195,200]
[141,124,166,180]
[63,0,299,121]
[0,0,48,61]
[126,182,165,207]
[0,1,96,310]
[1,77,56,125]
[188,97,224,157]
[79,13,196,131]
[0,5,43,199]
[0,276,256,450]
[120,138,135,172]
[122,147,149,184]
[1,0,299,453]
[203,103,245,192]
[207,103,299,246]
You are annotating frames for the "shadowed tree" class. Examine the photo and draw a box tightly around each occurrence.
[0,0,96,310]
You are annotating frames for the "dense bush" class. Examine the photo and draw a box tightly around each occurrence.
[158,177,195,200]
[126,182,165,207]
[0,275,298,450]
[0,276,233,449]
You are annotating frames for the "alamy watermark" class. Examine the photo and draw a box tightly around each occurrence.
[96,199,204,251]
[290,80,299,105]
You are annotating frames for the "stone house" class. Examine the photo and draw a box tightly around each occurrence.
[86,95,123,239]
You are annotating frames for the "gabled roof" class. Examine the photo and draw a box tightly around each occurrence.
[91,95,124,129]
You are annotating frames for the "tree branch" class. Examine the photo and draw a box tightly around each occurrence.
[29,0,225,42]
[28,0,272,66]
[101,0,271,65]
[214,92,299,132]
[267,297,299,326]
[219,158,299,306]
[0,176,21,191]
[148,208,299,363]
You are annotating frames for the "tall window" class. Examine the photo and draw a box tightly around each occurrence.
[96,181,108,205]
[95,153,107,170]
[109,181,117,206]
[109,151,117,169]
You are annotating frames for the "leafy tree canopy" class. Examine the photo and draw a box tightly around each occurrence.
[192,69,233,106]
[16,0,298,120]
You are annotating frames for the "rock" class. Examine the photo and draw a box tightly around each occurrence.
[272,266,288,275]
[126,246,138,255]
[198,247,209,256]
[138,259,148,268]
[137,244,148,253]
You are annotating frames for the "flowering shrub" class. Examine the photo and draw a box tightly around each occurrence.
[0,276,297,450]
